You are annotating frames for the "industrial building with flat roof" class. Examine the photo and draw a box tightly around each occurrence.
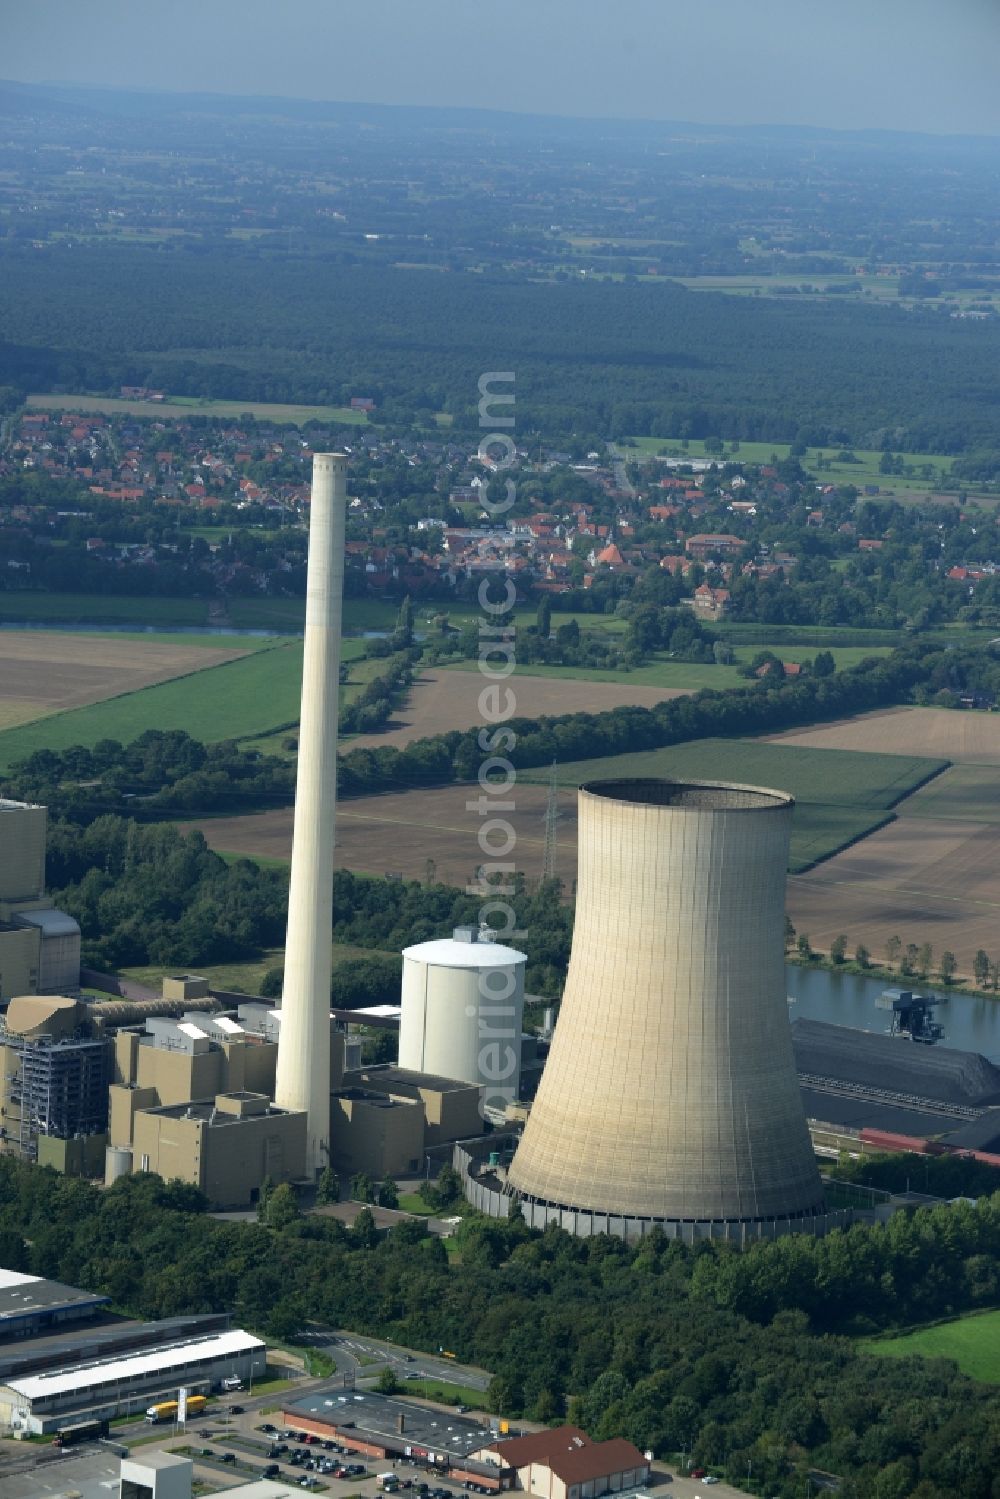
[0,799,80,1001]
[283,1389,506,1484]
[0,1267,108,1340]
[0,1325,265,1433]
[332,1064,486,1179]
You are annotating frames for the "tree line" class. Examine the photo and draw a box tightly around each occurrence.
[0,1158,998,1497]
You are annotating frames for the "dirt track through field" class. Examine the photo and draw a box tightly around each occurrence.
[0,631,249,725]
[347,668,688,751]
[762,705,1000,763]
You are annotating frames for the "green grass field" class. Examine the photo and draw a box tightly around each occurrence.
[226,597,404,633]
[27,391,368,425]
[0,593,211,626]
[446,643,890,692]
[625,435,962,494]
[393,1378,486,1406]
[522,738,946,872]
[0,639,363,767]
[118,941,390,996]
[862,1309,1000,1384]
[902,764,1000,824]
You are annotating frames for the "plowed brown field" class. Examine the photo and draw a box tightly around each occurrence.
[0,631,249,729]
[762,705,1000,763]
[787,814,1000,977]
[348,668,688,750]
[182,783,579,890]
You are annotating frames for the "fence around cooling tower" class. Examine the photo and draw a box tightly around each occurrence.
[454,1140,854,1245]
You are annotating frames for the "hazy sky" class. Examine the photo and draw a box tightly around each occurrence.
[5,0,1000,136]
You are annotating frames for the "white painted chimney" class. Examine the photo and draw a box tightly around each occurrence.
[274,452,347,1173]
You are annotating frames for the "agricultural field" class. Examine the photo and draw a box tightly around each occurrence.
[445,644,892,691]
[0,637,361,768]
[179,782,578,891]
[787,816,1000,980]
[0,593,211,626]
[0,629,251,735]
[624,434,965,495]
[903,764,1000,824]
[27,392,368,425]
[186,738,942,887]
[862,1309,1000,1384]
[521,737,943,873]
[763,705,1000,764]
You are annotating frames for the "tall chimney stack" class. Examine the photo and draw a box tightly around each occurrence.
[274,452,347,1173]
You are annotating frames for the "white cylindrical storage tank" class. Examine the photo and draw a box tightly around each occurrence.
[399,930,527,1105]
[105,1144,132,1186]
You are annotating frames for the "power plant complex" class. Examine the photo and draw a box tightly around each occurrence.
[3,452,994,1247]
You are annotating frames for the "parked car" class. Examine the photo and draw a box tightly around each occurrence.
[263,1465,281,1479]
[228,1405,244,1415]
[690,1470,706,1481]
[701,1480,720,1487]
[220,1453,236,1465]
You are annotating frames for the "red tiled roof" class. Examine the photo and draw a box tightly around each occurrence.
[487,1428,589,1469]
[547,1440,647,1485]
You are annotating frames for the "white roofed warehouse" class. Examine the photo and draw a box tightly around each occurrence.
[0,1326,265,1433]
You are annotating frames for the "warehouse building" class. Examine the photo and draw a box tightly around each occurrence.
[473,1428,650,1499]
[0,1326,265,1433]
[283,1390,505,1485]
[0,1268,108,1342]
[0,800,80,1001]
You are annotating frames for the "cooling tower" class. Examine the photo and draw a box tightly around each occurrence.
[274,453,347,1174]
[506,779,825,1233]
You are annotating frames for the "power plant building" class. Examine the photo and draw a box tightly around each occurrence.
[0,800,80,1001]
[0,996,109,1168]
[107,1005,320,1207]
[500,780,841,1242]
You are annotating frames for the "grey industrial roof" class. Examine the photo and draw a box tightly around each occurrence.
[938,1109,1000,1152]
[0,1271,108,1324]
[286,1390,494,1461]
[791,1019,1000,1108]
[800,1088,962,1138]
[362,1065,479,1095]
[0,1313,227,1383]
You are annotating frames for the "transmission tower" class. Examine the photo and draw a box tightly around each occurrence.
[542,760,560,884]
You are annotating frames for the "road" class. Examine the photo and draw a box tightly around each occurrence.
[608,443,638,498]
[302,1328,491,1395]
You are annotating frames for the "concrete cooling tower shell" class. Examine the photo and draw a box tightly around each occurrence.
[399,936,526,1093]
[506,779,825,1230]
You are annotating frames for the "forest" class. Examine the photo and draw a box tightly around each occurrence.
[0,1159,998,1498]
[2,249,1000,450]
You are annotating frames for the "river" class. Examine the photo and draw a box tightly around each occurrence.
[786,962,1000,1062]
